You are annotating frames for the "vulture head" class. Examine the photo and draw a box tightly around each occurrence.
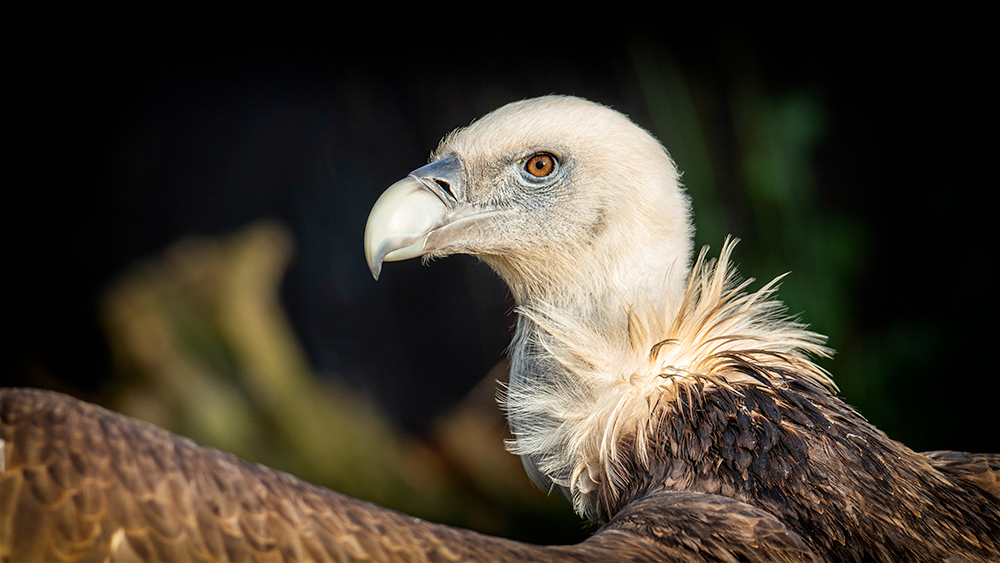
[365,95,830,520]
[365,95,693,307]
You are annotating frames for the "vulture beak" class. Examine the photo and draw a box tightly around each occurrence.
[364,154,501,279]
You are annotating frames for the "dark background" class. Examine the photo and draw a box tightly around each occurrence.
[7,20,998,471]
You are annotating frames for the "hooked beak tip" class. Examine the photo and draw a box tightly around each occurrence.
[364,154,468,280]
[363,175,447,281]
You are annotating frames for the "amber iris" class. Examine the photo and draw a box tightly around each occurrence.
[525,153,555,177]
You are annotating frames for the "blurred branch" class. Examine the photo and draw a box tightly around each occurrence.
[97,220,582,541]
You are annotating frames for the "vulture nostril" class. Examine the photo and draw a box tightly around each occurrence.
[434,179,456,200]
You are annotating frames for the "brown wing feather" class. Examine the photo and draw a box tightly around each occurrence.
[1,388,820,562]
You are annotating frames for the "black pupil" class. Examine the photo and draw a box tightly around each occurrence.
[531,156,549,174]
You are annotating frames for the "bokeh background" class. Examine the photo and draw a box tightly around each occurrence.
[6,20,998,543]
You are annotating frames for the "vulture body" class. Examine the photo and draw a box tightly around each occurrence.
[3,95,998,562]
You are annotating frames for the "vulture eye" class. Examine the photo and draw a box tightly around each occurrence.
[525,153,556,178]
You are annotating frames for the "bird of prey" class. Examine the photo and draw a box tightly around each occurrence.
[3,95,998,562]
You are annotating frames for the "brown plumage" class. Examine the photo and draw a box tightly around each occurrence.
[4,95,999,561]
[1,387,820,562]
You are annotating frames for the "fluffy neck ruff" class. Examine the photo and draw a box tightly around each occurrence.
[503,239,833,521]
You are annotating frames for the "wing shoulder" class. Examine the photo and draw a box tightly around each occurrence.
[579,490,821,563]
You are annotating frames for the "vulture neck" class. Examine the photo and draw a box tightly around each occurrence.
[500,239,836,523]
[489,216,693,331]
[497,222,696,510]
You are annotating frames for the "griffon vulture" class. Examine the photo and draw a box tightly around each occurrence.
[3,95,998,562]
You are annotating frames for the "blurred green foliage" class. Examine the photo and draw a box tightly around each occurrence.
[631,37,997,455]
[632,39,897,445]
